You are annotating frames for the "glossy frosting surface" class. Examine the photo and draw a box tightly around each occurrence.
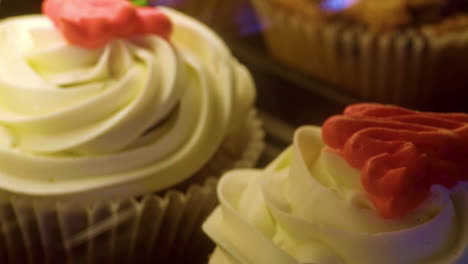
[0,7,255,198]
[203,126,468,264]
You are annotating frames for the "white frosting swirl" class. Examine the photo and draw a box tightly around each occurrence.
[203,126,468,264]
[0,7,255,198]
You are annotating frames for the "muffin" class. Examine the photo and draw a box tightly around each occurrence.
[203,103,468,263]
[251,0,468,111]
[150,0,261,36]
[0,0,264,263]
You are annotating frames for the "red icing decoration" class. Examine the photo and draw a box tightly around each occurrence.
[43,0,172,49]
[322,103,468,219]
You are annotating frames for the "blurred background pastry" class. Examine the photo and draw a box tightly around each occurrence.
[251,0,468,111]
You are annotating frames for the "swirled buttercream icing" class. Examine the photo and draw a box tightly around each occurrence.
[0,7,255,198]
[204,116,468,263]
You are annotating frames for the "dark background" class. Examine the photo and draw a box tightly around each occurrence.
[0,0,42,18]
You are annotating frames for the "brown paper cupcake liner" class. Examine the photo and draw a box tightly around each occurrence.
[252,0,468,110]
[0,182,217,264]
[0,111,264,264]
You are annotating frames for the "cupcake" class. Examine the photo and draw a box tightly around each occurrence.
[0,0,264,262]
[251,0,468,111]
[203,103,468,263]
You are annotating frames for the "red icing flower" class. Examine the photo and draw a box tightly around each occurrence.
[322,103,468,219]
[43,0,172,49]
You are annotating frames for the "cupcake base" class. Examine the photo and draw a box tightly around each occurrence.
[0,111,264,264]
[0,182,218,264]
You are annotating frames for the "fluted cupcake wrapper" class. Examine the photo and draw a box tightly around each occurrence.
[0,181,217,264]
[252,0,468,109]
[0,111,264,264]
